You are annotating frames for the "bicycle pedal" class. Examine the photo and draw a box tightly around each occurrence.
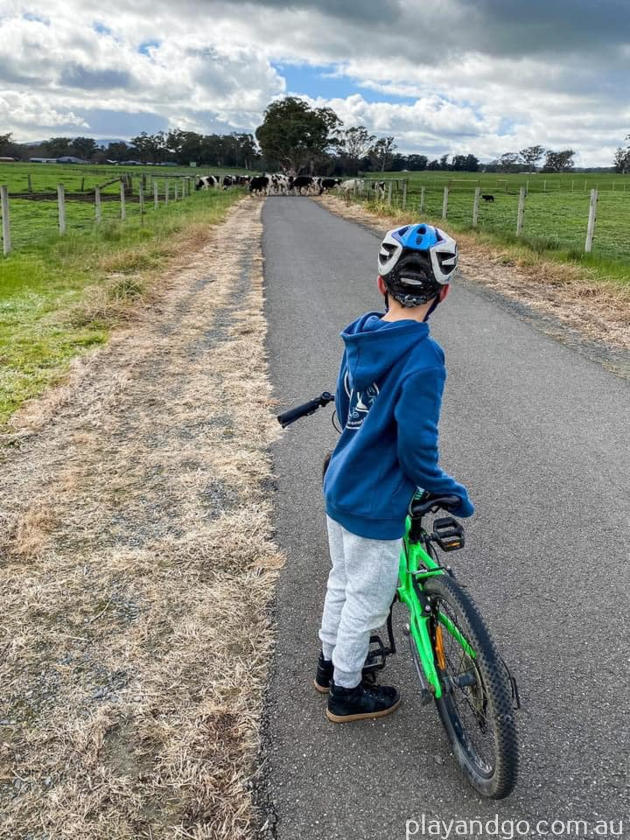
[431,517,465,551]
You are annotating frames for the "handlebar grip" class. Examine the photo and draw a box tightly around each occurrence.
[277,391,334,428]
[277,397,323,428]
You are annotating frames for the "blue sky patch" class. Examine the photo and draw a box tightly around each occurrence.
[23,11,49,24]
[273,62,416,105]
[138,40,160,56]
[92,21,112,35]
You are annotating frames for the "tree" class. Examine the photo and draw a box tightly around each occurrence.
[130,131,168,162]
[406,154,428,171]
[439,153,450,171]
[70,137,97,159]
[369,136,397,172]
[234,133,258,169]
[519,144,545,171]
[42,137,73,157]
[255,96,342,174]
[542,149,575,172]
[341,125,375,174]
[104,141,131,162]
[498,152,521,173]
[613,135,630,174]
[427,158,440,170]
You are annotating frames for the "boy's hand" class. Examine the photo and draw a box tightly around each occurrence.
[451,495,474,518]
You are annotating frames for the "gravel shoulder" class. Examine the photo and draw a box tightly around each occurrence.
[0,198,282,839]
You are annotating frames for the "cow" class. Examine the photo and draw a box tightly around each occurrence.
[292,175,314,195]
[222,175,234,188]
[319,177,342,192]
[340,178,364,196]
[196,175,219,190]
[481,194,495,202]
[249,175,270,196]
[370,180,386,199]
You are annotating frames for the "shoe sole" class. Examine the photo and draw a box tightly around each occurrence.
[313,679,330,694]
[325,698,401,723]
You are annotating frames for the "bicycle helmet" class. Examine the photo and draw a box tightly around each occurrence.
[378,223,458,307]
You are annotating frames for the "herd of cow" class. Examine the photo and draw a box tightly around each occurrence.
[195,173,387,198]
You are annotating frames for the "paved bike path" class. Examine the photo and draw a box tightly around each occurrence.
[261,197,629,840]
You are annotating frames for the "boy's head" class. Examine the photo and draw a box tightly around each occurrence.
[377,223,457,314]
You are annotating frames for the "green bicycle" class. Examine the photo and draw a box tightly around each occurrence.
[278,392,520,799]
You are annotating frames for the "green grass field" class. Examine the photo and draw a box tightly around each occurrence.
[0,183,242,427]
[360,171,630,274]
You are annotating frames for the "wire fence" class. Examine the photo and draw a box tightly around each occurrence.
[0,175,197,255]
[345,178,630,265]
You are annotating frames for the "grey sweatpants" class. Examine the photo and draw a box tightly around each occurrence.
[318,516,402,688]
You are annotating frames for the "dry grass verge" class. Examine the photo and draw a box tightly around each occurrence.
[0,198,283,838]
[318,195,630,352]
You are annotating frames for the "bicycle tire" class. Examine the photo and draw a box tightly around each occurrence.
[421,573,519,798]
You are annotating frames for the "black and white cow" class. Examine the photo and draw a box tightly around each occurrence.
[196,175,219,190]
[249,175,270,195]
[370,180,386,199]
[320,177,342,192]
[292,175,314,195]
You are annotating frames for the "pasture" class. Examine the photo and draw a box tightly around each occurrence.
[0,161,244,253]
[360,171,630,273]
[0,182,242,427]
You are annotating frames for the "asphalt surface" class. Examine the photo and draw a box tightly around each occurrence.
[261,196,629,840]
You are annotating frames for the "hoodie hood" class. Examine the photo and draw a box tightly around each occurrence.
[341,311,429,391]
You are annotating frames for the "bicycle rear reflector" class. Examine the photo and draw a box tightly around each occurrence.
[431,517,465,551]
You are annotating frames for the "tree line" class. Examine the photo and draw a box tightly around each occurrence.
[1,97,627,175]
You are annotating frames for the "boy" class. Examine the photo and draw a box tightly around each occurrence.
[316,223,474,723]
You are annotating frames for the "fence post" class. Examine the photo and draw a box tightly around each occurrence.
[516,186,526,236]
[95,186,102,223]
[585,188,598,253]
[153,181,159,209]
[57,184,66,234]
[174,180,179,201]
[139,181,144,221]
[120,180,126,220]
[387,181,392,206]
[1,184,11,255]
[419,185,425,213]
[165,180,169,205]
[441,186,449,219]
[472,186,480,227]
[543,179,547,192]
[402,180,407,210]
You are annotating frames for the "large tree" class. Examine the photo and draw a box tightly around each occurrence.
[255,96,342,174]
[498,151,521,173]
[369,136,397,172]
[613,135,630,174]
[70,136,97,159]
[519,144,545,171]
[341,125,375,174]
[542,149,575,172]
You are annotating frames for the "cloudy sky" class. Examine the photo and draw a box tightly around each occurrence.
[0,0,628,165]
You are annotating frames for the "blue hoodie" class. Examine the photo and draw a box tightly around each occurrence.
[323,312,474,539]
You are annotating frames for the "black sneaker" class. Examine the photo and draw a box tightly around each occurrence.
[314,652,334,694]
[314,652,380,693]
[326,680,401,723]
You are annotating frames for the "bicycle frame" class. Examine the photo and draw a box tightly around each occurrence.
[397,514,476,700]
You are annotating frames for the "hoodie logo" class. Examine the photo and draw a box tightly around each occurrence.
[344,372,379,429]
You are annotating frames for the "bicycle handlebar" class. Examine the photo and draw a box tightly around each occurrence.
[277,391,335,428]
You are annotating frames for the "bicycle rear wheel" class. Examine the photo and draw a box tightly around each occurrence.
[423,573,518,798]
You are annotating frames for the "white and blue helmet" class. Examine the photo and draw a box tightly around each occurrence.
[378,223,458,306]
